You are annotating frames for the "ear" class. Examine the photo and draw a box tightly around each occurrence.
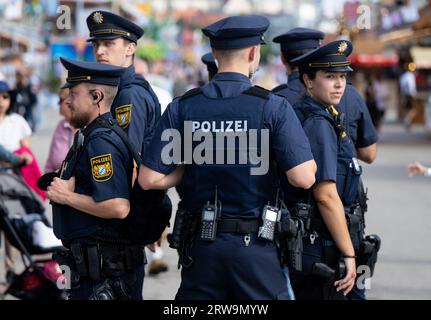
[126,42,137,57]
[303,73,313,89]
[248,46,257,63]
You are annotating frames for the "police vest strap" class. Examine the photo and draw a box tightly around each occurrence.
[216,218,260,234]
[272,84,288,93]
[242,85,270,100]
[95,117,142,165]
[179,87,203,102]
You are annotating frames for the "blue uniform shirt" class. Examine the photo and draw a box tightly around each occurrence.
[282,96,339,206]
[53,112,133,242]
[144,72,313,218]
[112,65,161,154]
[283,95,359,209]
[272,71,304,106]
[338,84,378,148]
[274,75,378,151]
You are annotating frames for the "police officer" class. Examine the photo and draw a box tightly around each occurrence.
[86,10,161,155]
[281,40,358,299]
[272,28,378,163]
[201,52,218,81]
[273,29,379,300]
[138,15,316,300]
[46,58,145,300]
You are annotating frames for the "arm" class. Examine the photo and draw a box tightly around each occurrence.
[407,161,430,177]
[356,143,377,164]
[139,164,184,190]
[20,138,30,149]
[313,181,356,295]
[0,144,21,165]
[285,160,316,189]
[46,177,130,219]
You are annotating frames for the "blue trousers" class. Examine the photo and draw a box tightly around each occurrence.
[176,233,289,300]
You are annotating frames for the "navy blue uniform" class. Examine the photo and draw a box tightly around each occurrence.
[112,65,161,154]
[338,84,378,148]
[52,113,144,299]
[274,75,377,153]
[50,58,146,300]
[144,72,314,299]
[272,71,304,106]
[283,40,362,300]
[282,96,359,300]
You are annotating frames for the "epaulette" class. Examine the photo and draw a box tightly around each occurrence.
[242,85,270,100]
[179,88,202,102]
[272,84,288,93]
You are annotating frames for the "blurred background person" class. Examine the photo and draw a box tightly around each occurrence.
[44,88,76,173]
[14,69,38,132]
[399,63,417,131]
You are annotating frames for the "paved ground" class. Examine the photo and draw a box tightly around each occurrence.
[2,106,431,299]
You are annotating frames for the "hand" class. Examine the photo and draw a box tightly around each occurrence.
[46,176,75,205]
[407,161,428,176]
[334,257,356,296]
[19,152,33,165]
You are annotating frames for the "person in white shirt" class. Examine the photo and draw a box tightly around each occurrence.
[399,65,417,130]
[0,81,32,152]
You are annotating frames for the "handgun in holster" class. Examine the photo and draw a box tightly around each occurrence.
[70,243,88,277]
[311,259,346,281]
[358,234,381,277]
[278,216,304,272]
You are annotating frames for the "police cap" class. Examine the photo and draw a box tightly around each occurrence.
[86,11,144,43]
[273,27,325,52]
[60,57,126,89]
[290,40,353,72]
[202,15,269,49]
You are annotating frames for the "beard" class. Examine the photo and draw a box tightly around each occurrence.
[69,110,91,129]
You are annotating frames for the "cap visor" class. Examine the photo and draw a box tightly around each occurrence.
[61,82,73,89]
[324,66,353,72]
[87,34,122,42]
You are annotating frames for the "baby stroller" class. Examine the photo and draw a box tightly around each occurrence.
[0,169,67,300]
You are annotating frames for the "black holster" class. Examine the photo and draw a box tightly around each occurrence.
[357,234,381,277]
[56,242,144,299]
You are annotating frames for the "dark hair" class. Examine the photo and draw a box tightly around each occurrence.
[281,48,315,66]
[298,68,318,86]
[1,91,15,115]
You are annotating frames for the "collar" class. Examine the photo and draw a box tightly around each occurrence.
[287,71,300,83]
[83,112,112,135]
[212,72,252,84]
[119,65,135,85]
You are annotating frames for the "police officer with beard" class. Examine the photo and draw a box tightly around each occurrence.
[46,58,145,300]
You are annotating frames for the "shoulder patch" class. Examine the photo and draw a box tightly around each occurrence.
[115,104,132,128]
[91,154,113,182]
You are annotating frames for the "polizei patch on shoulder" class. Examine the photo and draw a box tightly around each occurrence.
[115,104,132,128]
[91,154,113,182]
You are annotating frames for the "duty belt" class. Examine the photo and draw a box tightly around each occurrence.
[216,218,260,234]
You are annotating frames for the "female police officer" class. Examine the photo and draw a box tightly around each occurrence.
[138,15,316,300]
[281,40,358,299]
